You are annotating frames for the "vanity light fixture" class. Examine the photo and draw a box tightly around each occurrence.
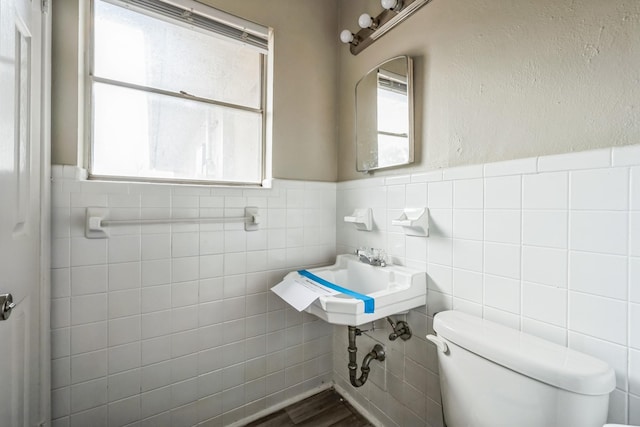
[340,0,431,55]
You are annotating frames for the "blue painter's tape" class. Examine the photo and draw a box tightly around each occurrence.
[297,270,375,314]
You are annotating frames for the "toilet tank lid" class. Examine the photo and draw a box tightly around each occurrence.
[433,311,616,395]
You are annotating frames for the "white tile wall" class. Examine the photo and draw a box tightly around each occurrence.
[335,145,640,426]
[50,170,336,427]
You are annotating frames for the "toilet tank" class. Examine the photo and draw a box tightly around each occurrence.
[432,311,616,427]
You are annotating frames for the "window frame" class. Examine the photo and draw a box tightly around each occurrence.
[85,0,271,187]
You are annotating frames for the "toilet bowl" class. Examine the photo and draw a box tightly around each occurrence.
[427,311,616,427]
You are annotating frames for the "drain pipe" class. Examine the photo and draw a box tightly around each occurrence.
[347,326,386,387]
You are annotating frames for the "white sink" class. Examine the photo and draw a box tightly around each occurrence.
[301,254,427,326]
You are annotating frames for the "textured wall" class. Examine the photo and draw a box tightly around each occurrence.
[337,0,640,180]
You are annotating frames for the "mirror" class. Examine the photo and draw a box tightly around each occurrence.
[356,56,414,172]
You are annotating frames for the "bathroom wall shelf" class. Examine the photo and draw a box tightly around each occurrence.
[344,208,373,231]
[85,206,260,238]
[391,208,429,237]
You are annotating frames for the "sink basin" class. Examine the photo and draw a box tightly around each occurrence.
[298,254,426,326]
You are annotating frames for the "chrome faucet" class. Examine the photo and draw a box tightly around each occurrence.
[356,247,387,267]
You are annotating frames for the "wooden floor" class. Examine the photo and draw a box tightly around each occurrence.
[244,388,373,427]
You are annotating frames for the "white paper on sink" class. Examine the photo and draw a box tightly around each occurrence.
[271,273,340,311]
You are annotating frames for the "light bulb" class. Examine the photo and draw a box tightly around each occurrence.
[381,0,398,10]
[340,29,354,44]
[358,13,374,29]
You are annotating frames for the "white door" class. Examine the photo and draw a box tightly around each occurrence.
[0,0,48,425]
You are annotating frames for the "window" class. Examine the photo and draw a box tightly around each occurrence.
[376,70,409,168]
[89,0,270,185]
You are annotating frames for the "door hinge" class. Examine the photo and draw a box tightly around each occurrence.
[41,0,49,14]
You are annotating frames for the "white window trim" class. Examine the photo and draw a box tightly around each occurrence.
[83,0,274,188]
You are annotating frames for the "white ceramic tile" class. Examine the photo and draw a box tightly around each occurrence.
[52,268,71,299]
[427,237,452,266]
[386,185,406,209]
[631,167,640,211]
[612,144,640,166]
[71,265,107,296]
[427,264,452,295]
[453,210,483,241]
[171,232,199,258]
[521,318,567,346]
[538,148,610,172]
[522,211,568,249]
[453,179,483,209]
[223,252,246,276]
[631,257,640,304]
[385,175,411,185]
[141,285,171,314]
[522,281,566,327]
[484,242,520,279]
[52,238,71,269]
[427,181,453,209]
[71,322,107,355]
[631,349,640,395]
[140,386,171,419]
[484,157,537,177]
[411,170,442,183]
[632,303,640,350]
[484,210,521,244]
[171,307,198,334]
[51,298,71,329]
[452,269,483,303]
[108,316,140,347]
[485,275,520,314]
[452,239,483,272]
[172,257,199,282]
[108,395,140,427]
[570,168,629,211]
[522,246,567,288]
[71,350,107,384]
[569,291,627,345]
[569,211,628,255]
[484,307,520,329]
[70,238,107,267]
[108,342,141,374]
[570,332,628,391]
[70,378,107,413]
[452,297,482,318]
[71,294,107,326]
[426,290,452,317]
[631,394,640,425]
[484,176,521,209]
[522,172,568,210]
[405,183,427,208]
[198,254,223,280]
[224,229,247,253]
[630,212,640,257]
[108,235,140,263]
[52,328,71,359]
[171,281,198,308]
[108,289,141,319]
[569,251,627,300]
[429,208,452,238]
[108,262,141,291]
[443,164,483,181]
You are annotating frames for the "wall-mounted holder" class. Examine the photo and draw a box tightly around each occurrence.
[344,208,373,231]
[85,207,261,239]
[391,208,429,237]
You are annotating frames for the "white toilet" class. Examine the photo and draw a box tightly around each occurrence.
[427,311,617,427]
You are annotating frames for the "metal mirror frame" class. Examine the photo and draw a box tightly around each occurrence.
[355,55,414,173]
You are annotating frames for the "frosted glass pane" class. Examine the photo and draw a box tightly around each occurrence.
[92,82,262,183]
[94,0,261,108]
